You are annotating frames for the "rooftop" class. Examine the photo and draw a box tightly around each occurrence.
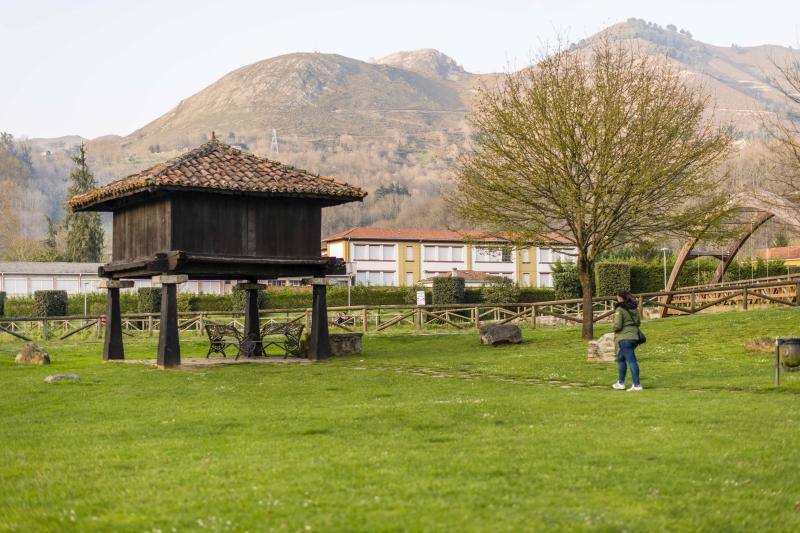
[323,227,571,244]
[0,262,102,275]
[68,138,367,211]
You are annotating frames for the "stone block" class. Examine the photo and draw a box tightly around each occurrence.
[588,333,617,363]
[479,323,523,346]
[329,333,363,356]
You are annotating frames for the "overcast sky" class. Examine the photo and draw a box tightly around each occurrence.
[2,0,799,139]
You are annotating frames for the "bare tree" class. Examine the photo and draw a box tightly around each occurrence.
[767,56,800,192]
[452,40,732,339]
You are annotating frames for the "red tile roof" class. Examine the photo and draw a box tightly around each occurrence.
[757,246,800,260]
[322,227,570,244]
[68,138,367,211]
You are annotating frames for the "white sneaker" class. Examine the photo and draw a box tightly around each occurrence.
[628,385,643,391]
[612,382,626,390]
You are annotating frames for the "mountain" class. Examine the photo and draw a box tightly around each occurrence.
[122,52,472,153]
[18,20,800,242]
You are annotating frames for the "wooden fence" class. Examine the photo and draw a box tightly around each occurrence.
[1,277,799,342]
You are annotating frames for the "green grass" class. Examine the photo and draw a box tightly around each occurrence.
[1,307,800,531]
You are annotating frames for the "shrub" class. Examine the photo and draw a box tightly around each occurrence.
[481,276,521,304]
[33,290,68,317]
[403,285,428,305]
[137,288,162,313]
[432,277,465,305]
[629,260,664,293]
[553,271,582,300]
[231,286,268,311]
[0,291,5,317]
[595,263,631,296]
[517,288,556,303]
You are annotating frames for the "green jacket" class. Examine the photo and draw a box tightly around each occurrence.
[614,305,641,352]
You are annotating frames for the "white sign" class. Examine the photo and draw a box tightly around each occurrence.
[416,290,426,306]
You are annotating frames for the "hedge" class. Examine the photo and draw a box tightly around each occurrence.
[137,288,162,313]
[481,276,521,304]
[518,287,557,303]
[0,291,5,317]
[595,263,631,296]
[33,290,68,317]
[432,277,465,305]
[553,271,582,300]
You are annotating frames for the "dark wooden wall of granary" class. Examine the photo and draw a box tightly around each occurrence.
[169,192,322,259]
[112,197,172,262]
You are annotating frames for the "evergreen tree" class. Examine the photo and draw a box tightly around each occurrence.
[64,143,104,262]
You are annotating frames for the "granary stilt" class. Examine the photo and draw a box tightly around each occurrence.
[239,282,265,357]
[156,275,187,368]
[99,280,133,361]
[308,278,331,360]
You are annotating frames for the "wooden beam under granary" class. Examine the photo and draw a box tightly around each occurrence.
[68,136,366,367]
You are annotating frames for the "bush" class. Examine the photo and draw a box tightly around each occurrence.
[553,271,582,300]
[0,291,5,317]
[403,285,428,305]
[432,277,465,305]
[629,260,664,293]
[33,290,68,317]
[595,263,631,296]
[481,276,521,304]
[517,288,556,303]
[137,288,162,313]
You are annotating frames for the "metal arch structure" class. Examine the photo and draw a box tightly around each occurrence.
[660,191,800,318]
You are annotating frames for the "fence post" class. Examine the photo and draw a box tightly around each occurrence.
[795,282,800,306]
[416,307,423,334]
[474,306,480,331]
[530,304,536,328]
[361,307,367,334]
[742,287,748,310]
[42,319,48,341]
[304,309,310,332]
[690,290,696,313]
[97,317,102,338]
[148,315,153,337]
[199,313,205,335]
[637,296,644,316]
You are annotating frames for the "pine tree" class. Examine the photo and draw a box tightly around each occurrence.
[64,143,104,262]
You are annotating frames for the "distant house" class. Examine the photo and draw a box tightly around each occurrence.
[757,247,800,267]
[0,262,233,297]
[322,227,576,288]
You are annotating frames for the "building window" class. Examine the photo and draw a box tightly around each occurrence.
[539,248,553,263]
[539,272,553,287]
[523,273,530,287]
[423,245,465,262]
[30,278,54,291]
[355,271,395,286]
[383,245,396,261]
[405,246,414,261]
[520,248,530,263]
[354,244,368,260]
[354,244,396,261]
[476,247,512,263]
[4,278,27,296]
[405,272,414,286]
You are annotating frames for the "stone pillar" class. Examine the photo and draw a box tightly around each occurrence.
[153,275,187,369]
[307,278,331,360]
[237,282,265,358]
[99,280,134,361]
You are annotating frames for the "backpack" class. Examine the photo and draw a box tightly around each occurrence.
[622,307,646,345]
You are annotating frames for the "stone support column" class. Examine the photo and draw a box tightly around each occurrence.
[307,278,331,360]
[237,282,265,358]
[153,274,187,369]
[99,280,134,361]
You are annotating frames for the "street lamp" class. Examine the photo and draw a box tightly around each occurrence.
[660,248,670,290]
[82,281,92,317]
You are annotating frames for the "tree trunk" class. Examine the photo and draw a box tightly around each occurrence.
[577,255,594,340]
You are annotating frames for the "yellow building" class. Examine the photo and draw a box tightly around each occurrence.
[322,228,575,287]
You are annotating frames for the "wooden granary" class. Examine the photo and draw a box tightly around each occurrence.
[68,136,366,367]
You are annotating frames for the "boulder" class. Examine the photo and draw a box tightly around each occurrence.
[15,343,51,365]
[329,333,363,356]
[588,333,616,363]
[479,323,523,346]
[44,374,80,383]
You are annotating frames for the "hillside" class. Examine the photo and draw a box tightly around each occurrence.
[16,19,800,242]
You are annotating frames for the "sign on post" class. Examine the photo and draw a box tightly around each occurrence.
[416,291,426,306]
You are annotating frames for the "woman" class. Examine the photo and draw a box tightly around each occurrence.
[612,290,643,391]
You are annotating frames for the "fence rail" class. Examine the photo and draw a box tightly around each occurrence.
[1,277,799,341]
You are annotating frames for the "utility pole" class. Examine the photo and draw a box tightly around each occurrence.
[270,129,279,154]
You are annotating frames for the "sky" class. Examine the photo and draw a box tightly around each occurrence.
[2,0,799,139]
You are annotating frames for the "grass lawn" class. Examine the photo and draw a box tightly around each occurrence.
[1,307,800,531]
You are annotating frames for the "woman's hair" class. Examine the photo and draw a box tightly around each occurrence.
[617,290,636,303]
